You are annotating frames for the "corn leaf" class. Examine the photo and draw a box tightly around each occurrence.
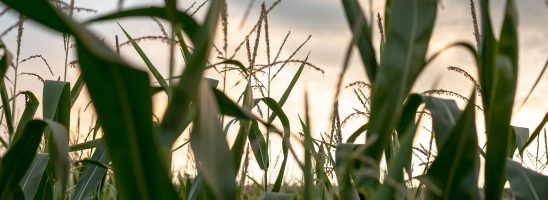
[354,0,437,193]
[0,120,68,200]
[506,160,548,200]
[341,0,377,81]
[483,0,519,197]
[71,144,110,200]
[422,95,480,199]
[19,154,48,200]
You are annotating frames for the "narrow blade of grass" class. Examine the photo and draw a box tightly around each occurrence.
[118,24,169,92]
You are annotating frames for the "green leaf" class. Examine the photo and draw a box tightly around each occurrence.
[356,0,437,192]
[345,123,368,143]
[19,154,48,200]
[483,0,519,198]
[248,121,269,170]
[334,144,362,199]
[341,0,377,81]
[118,24,169,92]
[373,109,419,200]
[230,85,253,173]
[261,97,291,192]
[191,80,236,199]
[420,97,461,148]
[71,144,110,200]
[506,160,548,200]
[299,115,315,200]
[76,43,178,199]
[0,120,68,200]
[70,75,85,107]
[0,51,14,137]
[12,91,39,143]
[422,95,480,200]
[43,81,70,129]
[509,126,529,156]
[69,138,102,152]
[267,56,307,123]
[159,0,223,152]
[0,0,180,198]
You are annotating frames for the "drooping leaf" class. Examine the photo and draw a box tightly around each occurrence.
[506,160,548,200]
[248,121,269,170]
[261,97,291,192]
[509,126,529,156]
[0,120,68,200]
[422,95,480,199]
[12,91,39,143]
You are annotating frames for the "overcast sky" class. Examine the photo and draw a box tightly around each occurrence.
[1,0,547,181]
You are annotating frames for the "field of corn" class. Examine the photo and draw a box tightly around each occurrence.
[0,0,547,199]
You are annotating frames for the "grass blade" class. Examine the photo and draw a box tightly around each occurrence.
[118,24,169,92]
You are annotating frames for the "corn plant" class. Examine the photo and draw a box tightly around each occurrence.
[0,0,547,199]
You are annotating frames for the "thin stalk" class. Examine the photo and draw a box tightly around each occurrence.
[262,4,272,191]
[11,14,24,138]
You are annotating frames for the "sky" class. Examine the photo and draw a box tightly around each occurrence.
[0,0,547,183]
